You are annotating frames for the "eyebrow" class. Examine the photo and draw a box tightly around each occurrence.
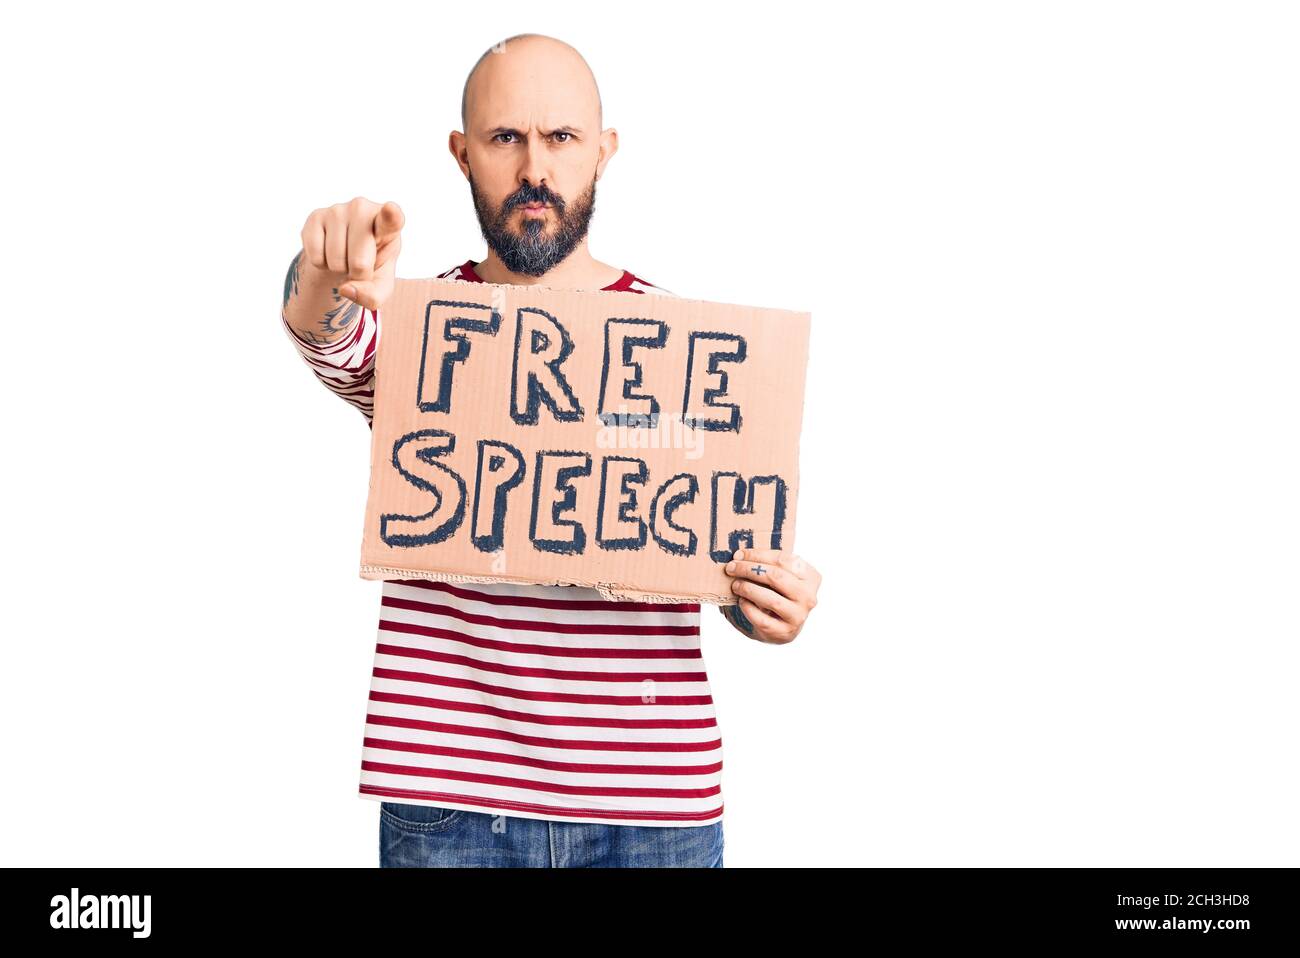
[487,125,583,138]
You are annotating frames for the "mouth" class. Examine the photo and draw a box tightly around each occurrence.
[520,203,551,215]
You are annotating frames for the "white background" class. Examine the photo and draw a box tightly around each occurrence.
[2,1,1297,867]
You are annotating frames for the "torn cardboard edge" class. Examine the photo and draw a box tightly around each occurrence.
[358,563,737,606]
[414,274,811,320]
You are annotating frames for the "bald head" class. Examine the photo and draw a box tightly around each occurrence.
[450,33,618,279]
[461,33,603,133]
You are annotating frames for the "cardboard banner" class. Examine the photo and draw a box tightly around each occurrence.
[359,277,810,604]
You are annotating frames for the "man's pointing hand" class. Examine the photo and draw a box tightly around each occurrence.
[300,197,405,312]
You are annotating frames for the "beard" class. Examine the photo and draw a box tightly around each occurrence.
[469,171,596,277]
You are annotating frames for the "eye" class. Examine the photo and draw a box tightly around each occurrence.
[552,131,572,143]
[493,132,516,144]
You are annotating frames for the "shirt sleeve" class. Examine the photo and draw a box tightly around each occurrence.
[281,306,378,425]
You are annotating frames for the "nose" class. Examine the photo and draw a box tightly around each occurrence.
[519,138,550,198]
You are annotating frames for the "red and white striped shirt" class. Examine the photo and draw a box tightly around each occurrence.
[281,260,723,826]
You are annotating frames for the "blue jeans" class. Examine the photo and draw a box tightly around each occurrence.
[379,801,724,868]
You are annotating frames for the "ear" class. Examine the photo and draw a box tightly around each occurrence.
[595,128,619,180]
[448,130,470,180]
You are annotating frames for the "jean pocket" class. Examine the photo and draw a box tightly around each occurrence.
[379,800,462,834]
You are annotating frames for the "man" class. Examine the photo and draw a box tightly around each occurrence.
[280,33,821,867]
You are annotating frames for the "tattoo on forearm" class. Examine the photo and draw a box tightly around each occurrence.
[321,292,360,339]
[281,249,361,345]
[282,250,302,310]
[722,603,755,635]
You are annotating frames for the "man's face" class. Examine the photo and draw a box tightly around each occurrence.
[453,38,615,276]
[469,169,596,276]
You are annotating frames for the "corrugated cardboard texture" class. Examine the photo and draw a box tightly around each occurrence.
[359,277,810,604]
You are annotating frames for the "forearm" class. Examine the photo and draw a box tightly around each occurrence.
[281,248,364,346]
[280,246,378,422]
[720,603,755,637]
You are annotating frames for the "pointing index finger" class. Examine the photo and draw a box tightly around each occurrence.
[374,201,405,242]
